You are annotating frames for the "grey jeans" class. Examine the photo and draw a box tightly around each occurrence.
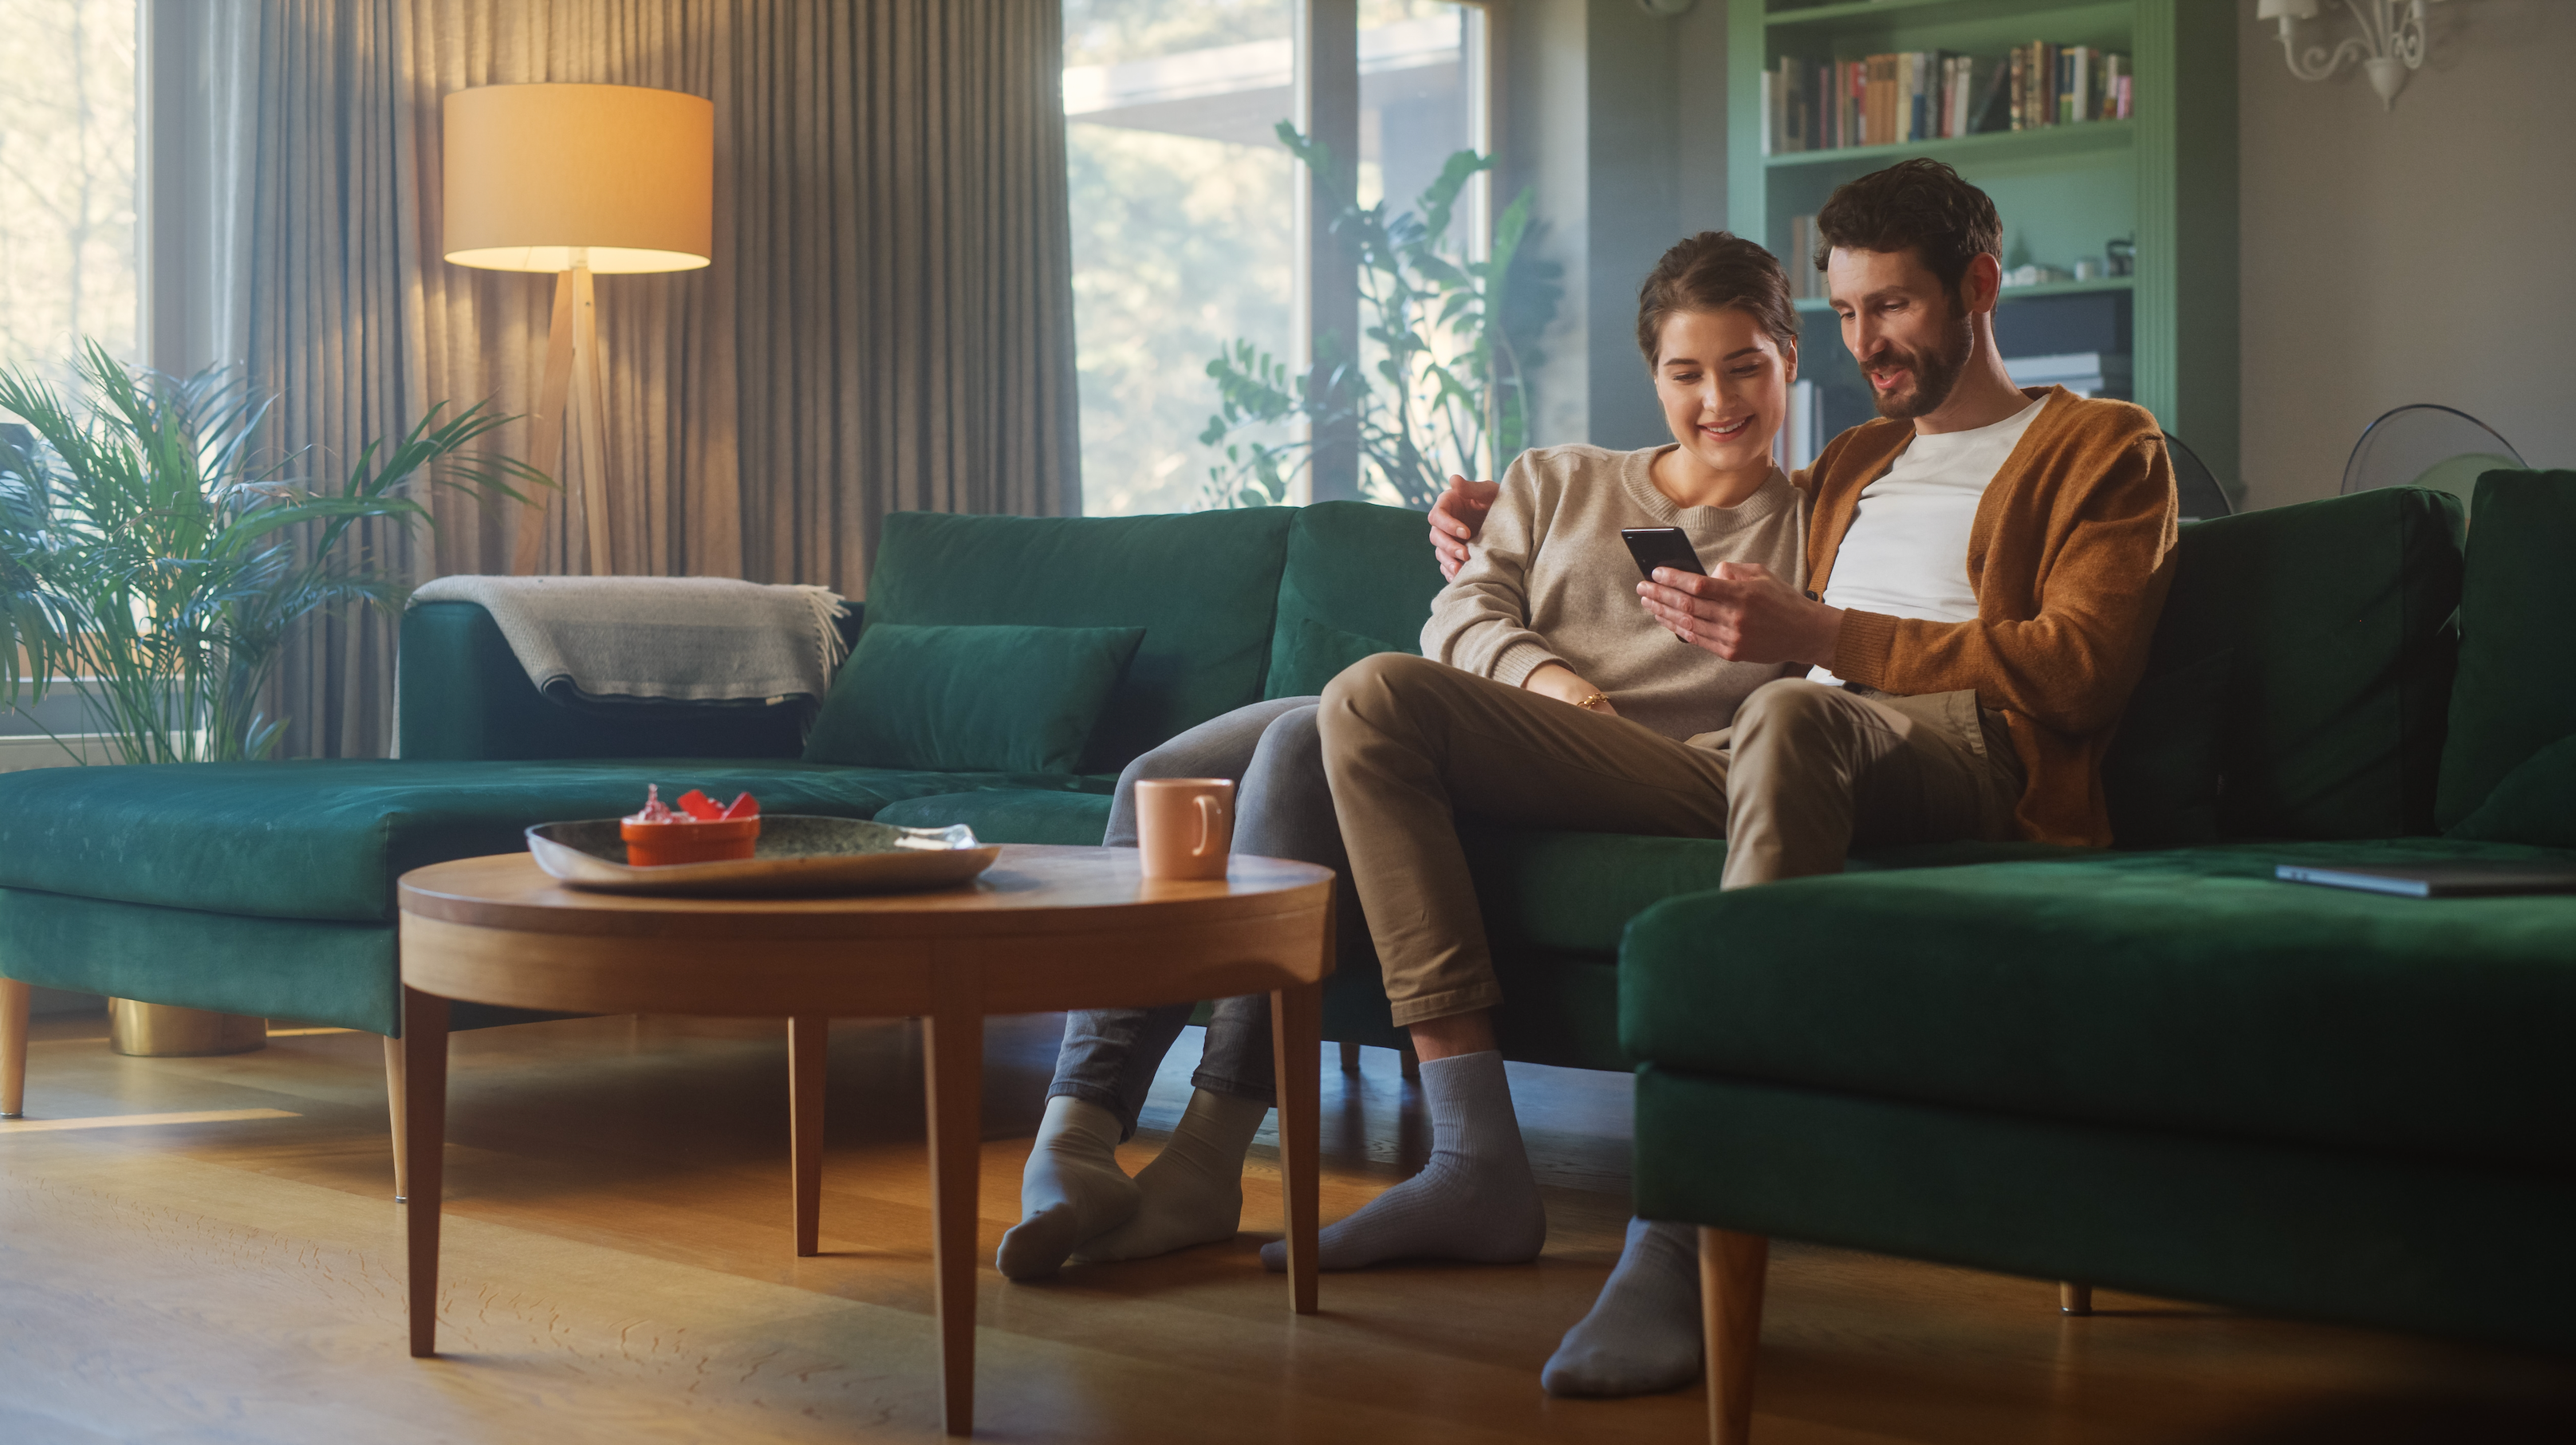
[1046,696,1370,1140]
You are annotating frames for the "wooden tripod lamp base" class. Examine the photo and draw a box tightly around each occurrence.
[509,260,613,577]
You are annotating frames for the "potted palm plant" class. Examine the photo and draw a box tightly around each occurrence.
[0,341,546,1057]
[0,340,544,764]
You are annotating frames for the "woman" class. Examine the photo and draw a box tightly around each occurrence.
[1002,230,1805,1396]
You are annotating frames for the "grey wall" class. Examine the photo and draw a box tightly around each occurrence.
[1500,0,1727,455]
[2236,0,2575,507]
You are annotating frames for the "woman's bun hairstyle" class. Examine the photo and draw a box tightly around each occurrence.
[1636,230,1798,368]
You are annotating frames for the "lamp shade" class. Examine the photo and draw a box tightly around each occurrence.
[443,83,713,274]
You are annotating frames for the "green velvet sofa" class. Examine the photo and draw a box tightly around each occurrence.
[1625,471,2576,1438]
[0,497,2044,1095]
[0,480,2536,1245]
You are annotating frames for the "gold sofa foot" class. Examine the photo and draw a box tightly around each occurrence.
[107,999,266,1057]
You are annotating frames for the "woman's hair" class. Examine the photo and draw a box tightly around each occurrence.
[1634,230,1799,367]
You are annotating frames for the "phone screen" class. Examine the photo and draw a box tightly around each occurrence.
[1619,527,1707,581]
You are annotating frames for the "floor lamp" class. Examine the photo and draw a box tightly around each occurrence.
[441,83,714,576]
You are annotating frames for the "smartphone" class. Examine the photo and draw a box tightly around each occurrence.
[1620,526,1707,581]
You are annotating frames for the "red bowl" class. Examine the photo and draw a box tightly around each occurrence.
[620,815,761,867]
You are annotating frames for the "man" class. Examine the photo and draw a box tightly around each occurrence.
[1313,157,2178,1396]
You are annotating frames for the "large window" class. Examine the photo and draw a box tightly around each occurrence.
[0,1,139,388]
[1065,1,1485,516]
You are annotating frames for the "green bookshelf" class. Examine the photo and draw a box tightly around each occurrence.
[1731,0,2238,492]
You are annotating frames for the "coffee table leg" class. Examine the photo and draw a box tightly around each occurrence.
[1270,978,1322,1316]
[402,987,450,1358]
[790,1015,826,1258]
[924,1006,983,1435]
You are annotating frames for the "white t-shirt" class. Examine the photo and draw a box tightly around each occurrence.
[1810,395,2046,685]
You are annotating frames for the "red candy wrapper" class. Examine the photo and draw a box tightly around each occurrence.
[620,785,762,866]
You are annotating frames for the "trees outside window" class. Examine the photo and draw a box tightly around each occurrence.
[1065,0,1487,515]
[0,0,139,391]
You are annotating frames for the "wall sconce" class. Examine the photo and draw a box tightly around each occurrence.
[2256,0,2448,110]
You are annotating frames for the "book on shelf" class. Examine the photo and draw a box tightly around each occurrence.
[1773,380,1824,474]
[1763,43,2129,156]
[1786,214,1818,297]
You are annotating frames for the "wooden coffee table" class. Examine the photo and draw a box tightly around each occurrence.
[394,844,1336,1436]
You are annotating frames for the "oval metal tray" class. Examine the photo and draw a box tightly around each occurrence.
[526,815,999,897]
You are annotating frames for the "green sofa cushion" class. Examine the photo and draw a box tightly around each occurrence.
[875,789,1117,847]
[2436,470,2576,827]
[1633,1069,2576,1355]
[1267,618,1413,701]
[1264,501,1444,700]
[0,760,1108,923]
[864,509,1295,774]
[803,623,1144,774]
[2099,647,2231,848]
[2450,734,2576,849]
[1464,827,2081,955]
[2145,488,2463,840]
[1621,838,2576,1171]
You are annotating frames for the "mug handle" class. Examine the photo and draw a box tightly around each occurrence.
[1193,793,1224,859]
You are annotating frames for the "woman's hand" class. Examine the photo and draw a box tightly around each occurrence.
[1522,661,1618,717]
[1429,474,1499,581]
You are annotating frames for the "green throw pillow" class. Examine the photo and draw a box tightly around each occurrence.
[2436,470,2576,827]
[2101,648,2233,849]
[2447,734,2576,849]
[803,623,1145,774]
[1268,616,1415,699]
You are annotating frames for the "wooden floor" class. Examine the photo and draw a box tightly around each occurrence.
[1,1012,2568,1444]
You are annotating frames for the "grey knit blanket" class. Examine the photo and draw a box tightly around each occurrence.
[409,575,849,705]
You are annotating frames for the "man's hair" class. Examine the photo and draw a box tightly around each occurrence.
[1634,230,1799,367]
[1812,159,2003,298]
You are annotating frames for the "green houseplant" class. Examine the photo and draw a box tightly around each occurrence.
[0,341,546,762]
[1197,124,1562,510]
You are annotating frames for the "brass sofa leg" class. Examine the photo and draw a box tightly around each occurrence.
[1,978,29,1117]
[2059,1281,2093,1316]
[1338,1040,1361,1073]
[1701,1227,1768,1445]
[385,1034,408,1201]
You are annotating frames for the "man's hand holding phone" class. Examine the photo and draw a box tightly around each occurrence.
[1429,474,1499,581]
[1639,562,1845,667]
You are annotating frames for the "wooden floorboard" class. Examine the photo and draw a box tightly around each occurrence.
[1,1013,2567,1443]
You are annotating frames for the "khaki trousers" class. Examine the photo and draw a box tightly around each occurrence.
[1317,654,2026,1027]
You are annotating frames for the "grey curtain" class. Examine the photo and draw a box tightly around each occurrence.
[726,1,1083,592]
[236,0,419,761]
[215,0,1078,758]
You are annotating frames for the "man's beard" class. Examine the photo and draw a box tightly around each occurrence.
[1862,304,1975,420]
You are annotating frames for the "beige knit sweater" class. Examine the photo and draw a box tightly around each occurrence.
[1424,443,1809,741]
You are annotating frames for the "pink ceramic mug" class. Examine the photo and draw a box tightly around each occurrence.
[1135,778,1235,880]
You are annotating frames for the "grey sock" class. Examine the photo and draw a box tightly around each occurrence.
[1540,1218,1704,1396]
[997,1097,1139,1280]
[1073,1088,1267,1263]
[1258,1049,1543,1272]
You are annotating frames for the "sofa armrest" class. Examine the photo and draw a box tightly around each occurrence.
[396,600,854,762]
